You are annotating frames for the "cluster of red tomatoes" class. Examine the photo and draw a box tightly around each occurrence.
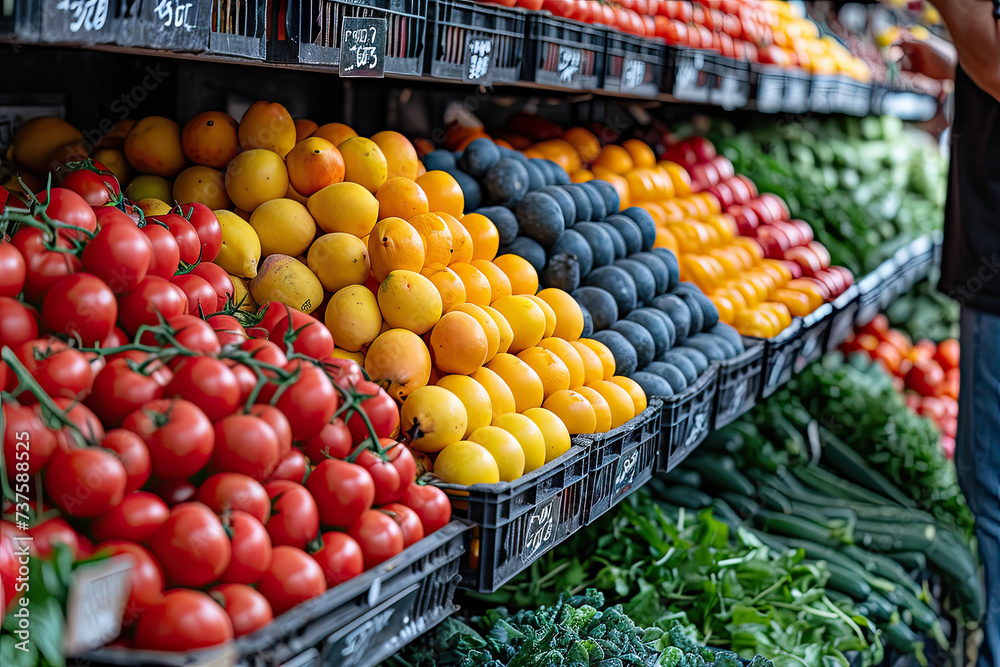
[0,164,451,652]
[842,315,960,458]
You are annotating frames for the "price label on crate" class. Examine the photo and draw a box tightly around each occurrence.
[464,37,494,84]
[783,75,810,113]
[523,494,560,560]
[621,57,646,92]
[42,0,118,42]
[64,555,132,655]
[756,70,783,113]
[340,17,388,78]
[612,448,641,500]
[147,0,197,31]
[672,53,710,102]
[557,45,582,86]
[723,381,748,421]
[326,585,422,667]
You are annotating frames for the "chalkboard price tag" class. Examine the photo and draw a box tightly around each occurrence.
[621,58,646,91]
[42,0,119,43]
[557,45,582,86]
[464,37,493,84]
[148,0,197,30]
[340,17,387,78]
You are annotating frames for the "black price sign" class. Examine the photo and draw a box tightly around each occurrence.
[464,37,493,84]
[42,0,119,42]
[340,17,387,78]
[621,58,646,92]
[149,0,196,30]
[557,45,582,87]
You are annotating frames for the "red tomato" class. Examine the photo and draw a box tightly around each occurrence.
[0,297,38,348]
[140,225,181,280]
[165,357,240,422]
[219,511,272,585]
[211,414,281,481]
[517,0,543,9]
[122,398,215,480]
[93,204,134,227]
[11,227,81,303]
[145,477,198,506]
[300,419,353,463]
[268,312,335,360]
[209,583,273,638]
[225,359,256,405]
[90,491,169,542]
[311,532,364,587]
[30,517,87,559]
[256,546,327,616]
[306,459,375,528]
[100,429,151,493]
[149,214,202,265]
[348,510,404,569]
[163,314,221,355]
[148,502,231,587]
[47,398,105,450]
[87,358,166,428]
[934,338,959,371]
[2,402,57,477]
[386,442,417,499]
[60,169,113,207]
[191,263,235,311]
[905,360,945,397]
[196,473,271,525]
[381,503,425,548]
[135,589,234,651]
[207,314,247,346]
[44,447,127,517]
[81,221,152,294]
[240,338,287,368]
[255,301,292,335]
[177,204,222,263]
[264,480,320,549]
[347,382,400,443]
[0,240,26,298]
[171,273,217,317]
[355,448,402,506]
[118,276,188,334]
[247,404,293,460]
[261,360,338,440]
[400,484,452,535]
[36,188,97,241]
[40,273,117,345]
[321,357,365,389]
[267,449,309,484]
[10,339,93,403]
[96,540,165,625]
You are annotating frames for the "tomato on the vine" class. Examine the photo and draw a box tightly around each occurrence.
[100,429,151,493]
[219,511,272,585]
[60,169,113,207]
[321,357,365,389]
[122,398,214,480]
[269,313,334,360]
[207,314,247,346]
[355,448,402,507]
[0,241,26,298]
[96,540,164,624]
[164,314,221,355]
[380,503,424,548]
[226,360,257,404]
[81,219,152,294]
[190,263,234,311]
[264,480,319,549]
[147,477,196,506]
[0,296,38,348]
[36,187,97,241]
[346,382,400,443]
[266,449,308,484]
[386,441,417,501]
[30,517,88,559]
[147,502,231,587]
[196,473,270,524]
[165,357,239,422]
[117,276,188,334]
[45,447,127,517]
[93,204,134,228]
[261,360,337,441]
[247,404,292,459]
[177,203,222,263]
[10,339,93,402]
[11,227,82,303]
[240,338,287,368]
[3,402,57,476]
[41,272,118,345]
[256,546,327,616]
[171,273,216,317]
[400,484,451,536]
[150,214,201,264]
[310,531,364,587]
[90,491,169,542]
[348,510,404,569]
[211,414,280,481]
[140,225,180,280]
[209,583,272,638]
[134,589,234,651]
[305,459,374,528]
[87,357,166,428]
[300,418,352,463]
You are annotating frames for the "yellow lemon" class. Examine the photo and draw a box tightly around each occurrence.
[421,264,466,314]
[408,213,454,267]
[215,209,262,278]
[12,117,84,176]
[368,217,426,282]
[400,386,468,453]
[307,181,379,238]
[377,270,442,335]
[490,296,546,354]
[434,441,499,486]
[485,353,544,412]
[238,100,296,158]
[570,341,605,385]
[491,413,545,474]
[338,136,388,193]
[249,254,323,314]
[542,390,596,435]
[307,233,370,293]
[522,407,572,463]
[134,198,172,217]
[225,149,288,212]
[124,116,186,178]
[467,426,524,483]
[249,198,317,257]
[436,374,493,437]
[470,367,516,422]
[324,285,382,352]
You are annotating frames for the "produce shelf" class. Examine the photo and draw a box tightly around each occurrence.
[826,284,861,352]
[747,318,804,400]
[656,366,719,473]
[522,14,606,90]
[602,29,666,98]
[73,521,469,667]
[794,302,834,374]
[713,344,765,429]
[426,0,526,85]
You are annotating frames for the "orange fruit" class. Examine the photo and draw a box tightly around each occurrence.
[172,166,229,210]
[364,328,432,401]
[285,137,345,196]
[408,212,454,267]
[592,144,633,175]
[521,407,572,463]
[461,213,500,261]
[486,354,544,412]
[375,177,429,220]
[570,341,605,386]
[471,259,512,304]
[450,263,492,307]
[563,127,601,164]
[571,169,595,183]
[416,171,464,218]
[436,374,493,437]
[759,301,793,329]
[773,288,814,318]
[338,137,388,193]
[708,293,737,325]
[437,212,474,265]
[483,305,514,356]
[542,390,596,435]
[492,413,546,473]
[294,119,318,143]
[368,217,425,281]
[524,295,557,338]
[285,182,309,205]
[577,339,616,379]
[449,303,500,362]
[370,131,419,180]
[517,347,571,398]
[467,427,524,482]
[324,284,382,352]
[490,296,546,354]
[598,171,630,209]
[12,117,84,176]
[308,181,379,238]
[491,254,538,295]
[587,380,635,428]
[124,116,187,178]
[238,100,296,158]
[538,337,585,388]
[181,111,239,168]
[377,269,442,334]
[470,367,516,421]
[421,264,466,313]
[535,288,584,340]
[430,311,488,375]
[312,123,357,146]
[575,386,612,432]
[607,376,647,414]
[225,149,288,211]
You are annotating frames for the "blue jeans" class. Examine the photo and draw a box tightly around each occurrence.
[957,307,1000,667]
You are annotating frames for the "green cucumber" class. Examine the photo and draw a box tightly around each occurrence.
[817,426,915,507]
[760,512,842,548]
[755,485,793,514]
[825,563,872,600]
[654,485,713,510]
[862,592,897,622]
[854,520,936,552]
[887,551,927,571]
[683,456,756,497]
[793,466,899,506]
[657,468,702,489]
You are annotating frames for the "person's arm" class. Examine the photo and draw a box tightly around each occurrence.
[930,0,1000,100]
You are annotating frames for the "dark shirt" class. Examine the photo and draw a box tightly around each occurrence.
[939,65,1000,314]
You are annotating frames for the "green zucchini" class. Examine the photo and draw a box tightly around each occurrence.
[885,621,924,657]
[702,429,744,454]
[657,468,702,489]
[825,563,872,601]
[887,551,927,571]
[854,520,936,552]
[710,497,744,530]
[755,485,793,514]
[719,492,762,521]
[760,512,842,548]
[892,587,939,633]
[793,466,898,506]
[862,592,897,622]
[654,485,713,510]
[841,545,921,596]
[817,426,915,507]
[683,455,756,497]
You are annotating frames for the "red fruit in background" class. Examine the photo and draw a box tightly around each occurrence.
[813,269,846,298]
[935,338,959,371]
[311,532,364,588]
[871,341,904,376]
[12,227,81,303]
[728,205,759,235]
[788,220,813,245]
[687,136,716,162]
[177,203,222,262]
[905,359,945,397]
[758,192,789,221]
[883,329,913,357]
[703,183,734,209]
[724,177,752,204]
[264,480,319,549]
[268,313,335,360]
[122,398,215,480]
[0,241,26,298]
[190,263,234,311]
[30,517,87,559]
[147,502,231,587]
[96,540,165,625]
[904,392,922,412]
[942,368,960,400]
[381,503,425,548]
[661,143,697,168]
[306,459,375,528]
[399,484,451,535]
[211,414,281,481]
[209,584,273,638]
[807,241,831,269]
[197,473,271,524]
[59,169,113,207]
[688,162,720,190]
[709,156,735,180]
[754,225,790,259]
[41,273,117,345]
[220,511,272,585]
[140,225,181,280]
[150,214,201,265]
[3,402,58,477]
[90,491,169,542]
[45,446,127,517]
[942,418,957,439]
[171,273,217,317]
[148,477,197,505]
[918,396,947,423]
[134,589,234,651]
[771,220,803,247]
[0,297,37,349]
[912,339,936,365]
[860,314,889,340]
[940,436,955,460]
[256,546,326,616]
[301,419,353,463]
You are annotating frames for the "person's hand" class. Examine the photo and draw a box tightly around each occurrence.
[896,33,958,81]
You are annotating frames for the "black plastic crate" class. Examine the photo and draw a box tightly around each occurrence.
[523,13,605,90]
[602,30,665,98]
[826,284,860,352]
[808,74,840,114]
[871,84,939,122]
[703,52,750,109]
[209,0,266,58]
[134,0,212,51]
[832,76,872,117]
[874,255,905,314]
[269,0,426,74]
[581,399,662,525]
[427,0,526,84]
[2,0,40,41]
[31,0,143,45]
[655,365,719,473]
[73,521,468,667]
[713,344,764,429]
[666,46,714,103]
[794,302,833,374]
[782,67,811,112]
[440,445,588,593]
[746,317,805,399]
[896,234,935,293]
[750,63,785,114]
